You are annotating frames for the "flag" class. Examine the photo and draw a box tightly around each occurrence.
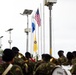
[31,14,35,33]
[32,22,35,33]
[35,9,41,27]
[33,34,38,52]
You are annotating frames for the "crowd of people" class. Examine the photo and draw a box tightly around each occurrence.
[0,47,76,75]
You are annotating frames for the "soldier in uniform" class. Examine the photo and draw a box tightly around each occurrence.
[57,50,67,65]
[12,46,25,60]
[0,48,24,75]
[34,54,56,75]
[12,46,28,75]
[25,52,36,75]
[70,63,76,75]
[33,54,46,74]
[71,51,76,65]
[70,51,76,75]
[63,52,73,66]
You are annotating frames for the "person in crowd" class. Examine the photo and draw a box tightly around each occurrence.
[25,52,36,75]
[70,51,76,74]
[63,51,73,66]
[57,50,67,65]
[71,51,76,65]
[12,46,28,75]
[0,48,24,75]
[12,46,25,60]
[70,63,76,75]
[25,52,35,62]
[34,54,56,75]
[33,54,46,72]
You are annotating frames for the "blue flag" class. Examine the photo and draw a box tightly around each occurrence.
[32,22,35,33]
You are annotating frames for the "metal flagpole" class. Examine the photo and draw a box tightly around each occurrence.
[40,3,42,55]
[31,16,33,55]
[43,0,45,53]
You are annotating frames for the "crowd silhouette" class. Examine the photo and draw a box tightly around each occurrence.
[0,47,76,75]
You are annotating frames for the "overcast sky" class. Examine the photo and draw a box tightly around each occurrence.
[0,0,76,58]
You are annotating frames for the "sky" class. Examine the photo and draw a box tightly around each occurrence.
[0,0,76,58]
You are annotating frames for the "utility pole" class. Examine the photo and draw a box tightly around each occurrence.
[20,9,33,52]
[45,0,57,55]
[6,28,13,49]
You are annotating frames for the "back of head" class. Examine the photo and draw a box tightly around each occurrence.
[44,54,52,62]
[2,48,15,62]
[72,51,76,58]
[41,54,46,60]
[25,52,31,59]
[12,46,19,56]
[66,52,73,60]
[58,50,64,57]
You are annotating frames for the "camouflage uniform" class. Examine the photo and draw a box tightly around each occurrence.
[72,58,76,65]
[0,49,3,64]
[70,63,76,75]
[70,58,76,75]
[1,48,24,75]
[63,51,73,66]
[63,59,72,66]
[25,59,36,75]
[57,56,67,65]
[14,54,35,75]
[13,54,28,75]
[34,62,56,75]
[0,63,23,75]
[57,50,67,65]
[12,46,28,75]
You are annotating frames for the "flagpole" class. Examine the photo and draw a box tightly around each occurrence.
[31,16,33,55]
[38,25,39,55]
[40,3,42,55]
[35,8,41,58]
[43,0,45,53]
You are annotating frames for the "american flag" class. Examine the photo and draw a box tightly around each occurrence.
[35,9,41,27]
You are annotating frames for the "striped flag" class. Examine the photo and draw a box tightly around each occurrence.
[33,34,38,52]
[35,9,41,27]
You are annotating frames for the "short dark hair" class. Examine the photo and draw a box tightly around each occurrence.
[25,52,31,58]
[2,48,15,62]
